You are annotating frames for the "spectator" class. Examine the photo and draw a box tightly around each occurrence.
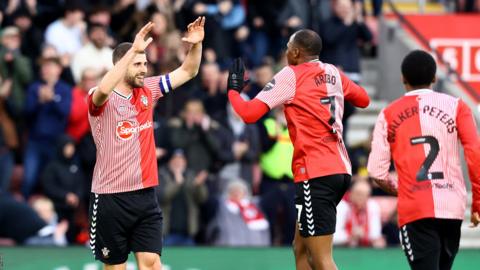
[71,23,113,83]
[41,135,85,243]
[168,99,221,175]
[193,0,248,64]
[0,191,67,246]
[200,62,228,121]
[39,44,76,86]
[334,180,385,248]
[66,68,98,143]
[23,57,72,199]
[44,3,86,57]
[247,0,288,64]
[321,0,372,83]
[0,26,33,121]
[246,60,275,99]
[217,97,260,188]
[207,179,270,246]
[156,149,209,246]
[28,196,68,246]
[11,8,44,65]
[257,107,296,245]
[0,79,18,192]
[146,11,182,74]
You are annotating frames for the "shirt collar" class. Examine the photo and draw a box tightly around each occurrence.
[404,88,433,96]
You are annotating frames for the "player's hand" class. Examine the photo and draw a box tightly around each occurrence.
[470,211,480,228]
[181,16,205,45]
[132,22,154,53]
[228,58,247,92]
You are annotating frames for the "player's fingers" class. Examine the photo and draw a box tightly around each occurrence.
[187,22,194,32]
[139,22,153,36]
[194,17,201,27]
[145,37,153,47]
[200,16,206,27]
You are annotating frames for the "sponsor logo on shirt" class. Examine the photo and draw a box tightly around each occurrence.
[116,120,153,140]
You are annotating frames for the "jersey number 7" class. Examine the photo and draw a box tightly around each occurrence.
[410,135,444,181]
[320,96,336,134]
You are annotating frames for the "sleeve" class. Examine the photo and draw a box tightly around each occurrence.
[255,66,296,109]
[144,75,169,102]
[227,91,270,124]
[340,70,370,108]
[51,85,72,117]
[367,110,392,181]
[456,100,480,213]
[25,84,39,115]
[87,87,108,117]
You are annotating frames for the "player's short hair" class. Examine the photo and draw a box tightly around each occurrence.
[112,42,145,65]
[401,50,436,87]
[292,29,322,56]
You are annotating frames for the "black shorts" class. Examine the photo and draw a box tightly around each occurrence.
[295,174,351,237]
[89,187,163,265]
[399,218,462,270]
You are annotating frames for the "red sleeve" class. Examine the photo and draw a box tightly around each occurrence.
[88,87,108,117]
[456,100,480,213]
[340,71,370,108]
[228,90,270,124]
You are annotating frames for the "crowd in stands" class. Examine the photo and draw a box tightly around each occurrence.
[0,0,401,248]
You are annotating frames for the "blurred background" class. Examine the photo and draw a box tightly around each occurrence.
[0,0,479,269]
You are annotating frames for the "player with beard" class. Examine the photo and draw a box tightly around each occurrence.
[87,17,205,270]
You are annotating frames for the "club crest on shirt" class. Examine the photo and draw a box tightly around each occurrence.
[141,95,149,109]
[263,78,275,91]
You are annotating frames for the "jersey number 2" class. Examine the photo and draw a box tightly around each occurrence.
[410,136,444,181]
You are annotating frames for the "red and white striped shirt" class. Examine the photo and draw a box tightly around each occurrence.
[255,61,370,182]
[368,89,480,226]
[88,75,172,194]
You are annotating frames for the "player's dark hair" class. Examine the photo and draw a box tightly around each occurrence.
[292,29,322,56]
[401,50,436,87]
[112,42,145,65]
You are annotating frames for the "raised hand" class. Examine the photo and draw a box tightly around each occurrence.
[228,58,247,92]
[132,22,155,53]
[181,16,205,44]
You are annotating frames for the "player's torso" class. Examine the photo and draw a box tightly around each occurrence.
[88,88,158,194]
[384,90,466,225]
[285,62,351,182]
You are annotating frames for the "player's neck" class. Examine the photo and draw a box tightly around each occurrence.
[405,85,432,92]
[299,56,319,64]
[115,82,134,97]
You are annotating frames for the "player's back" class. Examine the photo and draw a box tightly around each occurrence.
[285,61,351,182]
[382,89,467,226]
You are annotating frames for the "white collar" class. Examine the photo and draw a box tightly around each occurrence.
[114,90,132,100]
[404,89,433,96]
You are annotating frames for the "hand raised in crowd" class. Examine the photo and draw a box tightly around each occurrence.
[194,170,209,186]
[0,79,12,99]
[181,16,205,45]
[132,22,155,53]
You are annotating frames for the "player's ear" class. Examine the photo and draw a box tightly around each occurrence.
[401,75,408,85]
[431,77,436,84]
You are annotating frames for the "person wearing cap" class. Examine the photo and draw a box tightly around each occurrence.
[0,26,33,121]
[22,56,72,199]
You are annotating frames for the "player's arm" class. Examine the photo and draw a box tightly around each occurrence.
[367,111,397,196]
[456,100,480,227]
[340,70,370,108]
[167,17,205,90]
[92,22,154,107]
[227,58,295,124]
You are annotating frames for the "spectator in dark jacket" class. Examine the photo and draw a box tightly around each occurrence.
[41,135,84,243]
[156,149,208,246]
[22,57,72,199]
[168,99,221,175]
[0,81,18,192]
[217,98,260,188]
